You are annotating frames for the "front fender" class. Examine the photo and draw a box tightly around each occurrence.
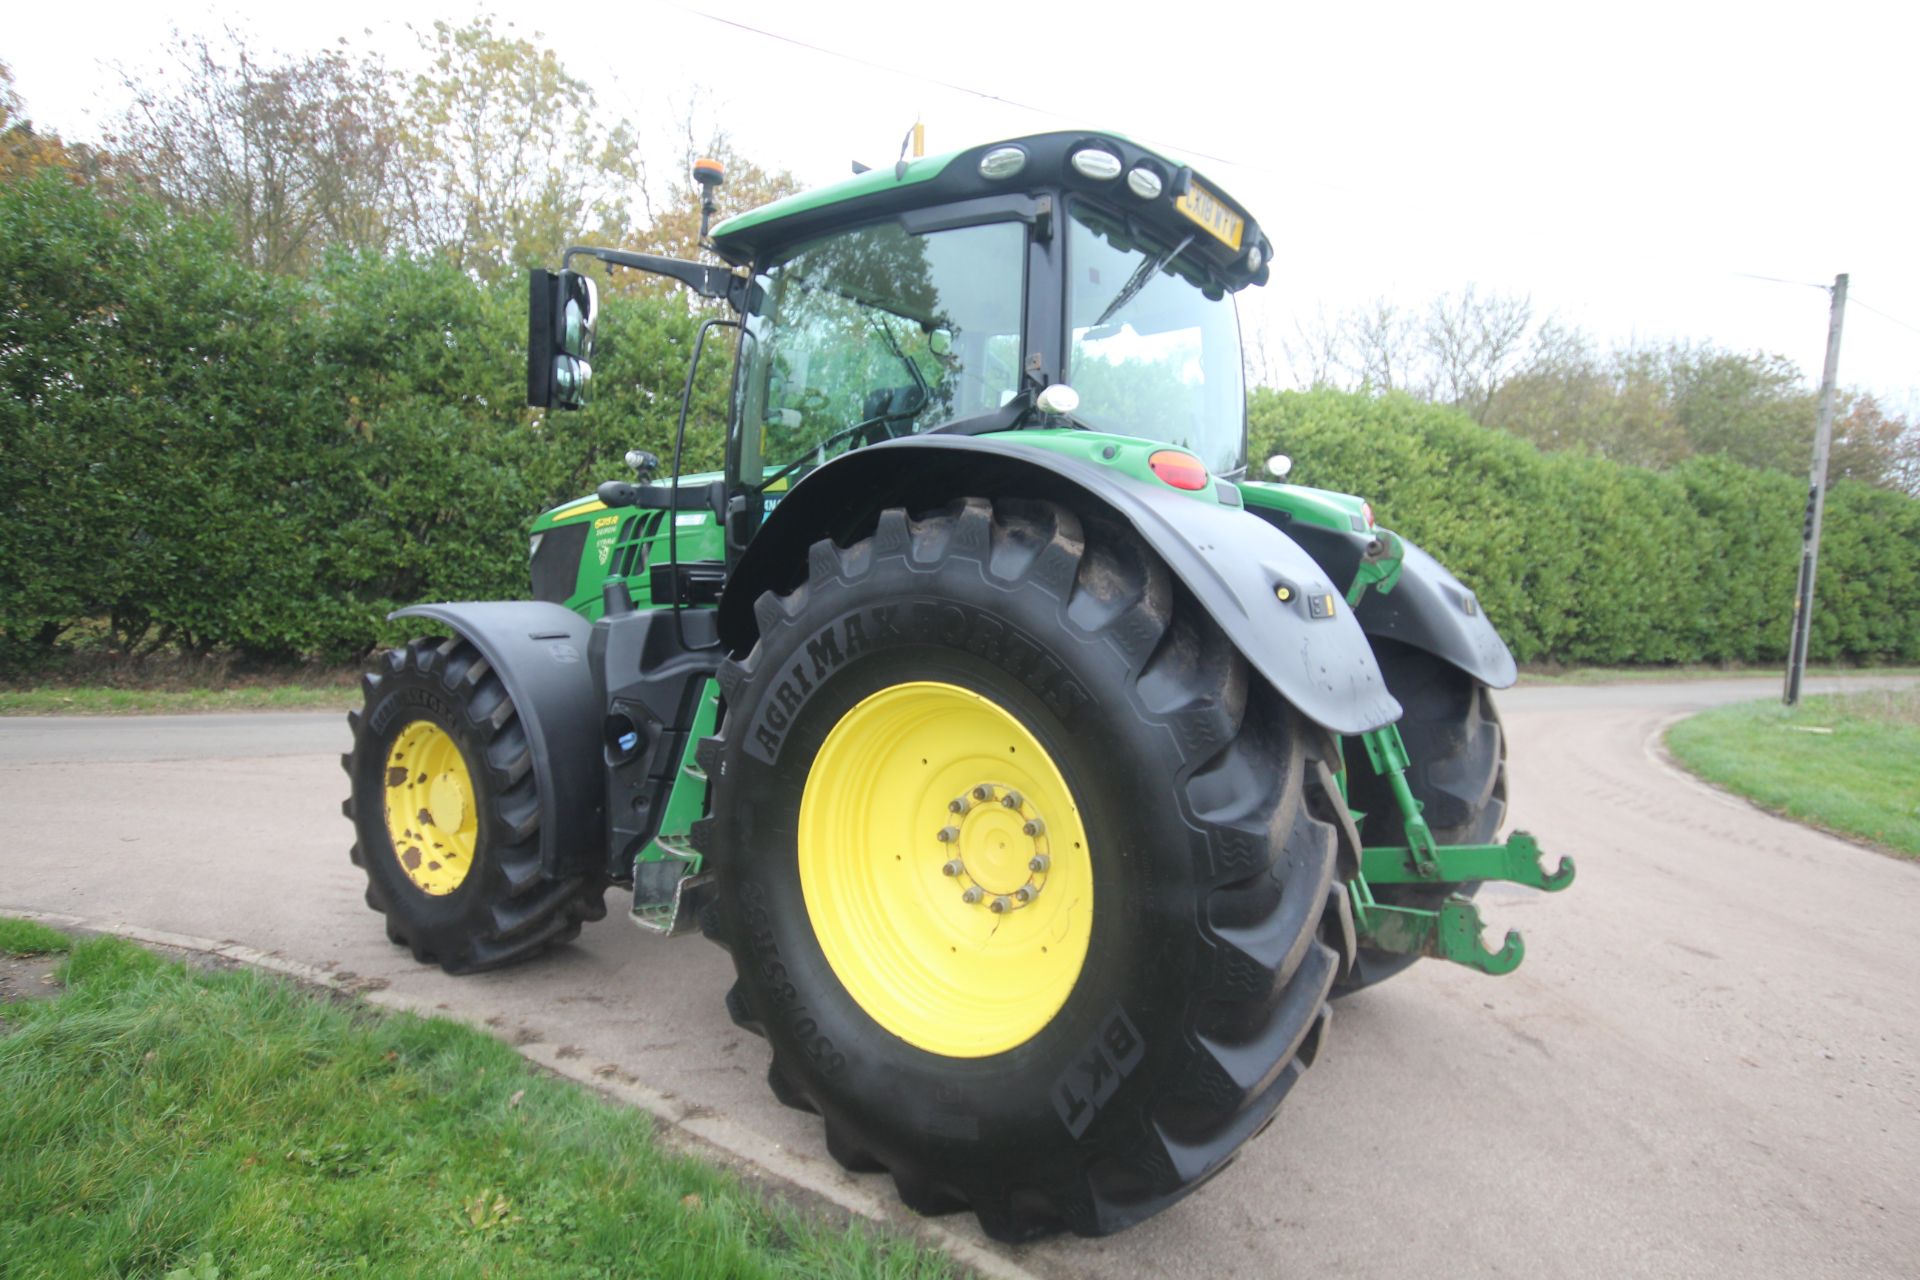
[719,436,1401,735]
[389,601,605,878]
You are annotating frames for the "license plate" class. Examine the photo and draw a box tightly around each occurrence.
[1175,180,1244,251]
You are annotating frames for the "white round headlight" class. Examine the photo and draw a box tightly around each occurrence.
[1070,148,1122,180]
[978,146,1027,179]
[1126,166,1163,199]
[1246,244,1265,272]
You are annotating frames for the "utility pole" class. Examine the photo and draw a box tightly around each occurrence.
[1784,273,1848,706]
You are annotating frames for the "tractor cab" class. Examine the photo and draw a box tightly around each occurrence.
[706,133,1270,542]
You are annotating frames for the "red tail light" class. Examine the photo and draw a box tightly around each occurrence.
[1149,450,1208,491]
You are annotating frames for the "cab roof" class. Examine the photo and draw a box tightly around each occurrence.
[709,130,1272,291]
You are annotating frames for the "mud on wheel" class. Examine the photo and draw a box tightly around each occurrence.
[342,635,605,974]
[1337,638,1507,993]
[697,497,1357,1241]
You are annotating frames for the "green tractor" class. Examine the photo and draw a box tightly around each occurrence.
[343,131,1573,1240]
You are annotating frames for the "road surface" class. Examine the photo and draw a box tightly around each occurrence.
[4,676,1916,1278]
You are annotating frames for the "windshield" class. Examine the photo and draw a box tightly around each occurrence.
[737,219,1026,487]
[1066,203,1245,475]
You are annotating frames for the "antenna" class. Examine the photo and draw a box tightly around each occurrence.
[692,156,725,246]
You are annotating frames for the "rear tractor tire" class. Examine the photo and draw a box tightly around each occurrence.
[1336,638,1507,993]
[342,634,606,975]
[698,497,1357,1241]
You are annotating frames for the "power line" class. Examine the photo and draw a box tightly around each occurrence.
[1729,270,1830,290]
[652,0,1247,171]
[1851,295,1920,338]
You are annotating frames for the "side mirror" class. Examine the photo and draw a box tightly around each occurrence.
[1266,453,1293,480]
[527,269,598,410]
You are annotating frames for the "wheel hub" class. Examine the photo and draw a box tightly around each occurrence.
[940,783,1048,910]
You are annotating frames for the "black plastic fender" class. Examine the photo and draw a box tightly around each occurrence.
[389,601,606,879]
[718,435,1402,735]
[1354,537,1518,690]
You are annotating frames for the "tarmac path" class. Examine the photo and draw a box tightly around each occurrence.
[4,675,1916,1279]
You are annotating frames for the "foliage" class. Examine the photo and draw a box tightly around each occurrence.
[1667,687,1920,859]
[108,19,657,284]
[1274,288,1917,494]
[111,33,405,273]
[1251,387,1920,665]
[399,16,643,282]
[0,61,120,188]
[0,173,723,667]
[0,935,956,1278]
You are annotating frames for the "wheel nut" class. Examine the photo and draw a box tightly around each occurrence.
[941,859,964,877]
[948,796,970,814]
[1001,790,1023,809]
[1028,854,1050,873]
[1021,818,1045,836]
[972,785,993,802]
[989,895,1011,914]
[1014,885,1036,904]
[962,886,984,904]
[936,826,960,843]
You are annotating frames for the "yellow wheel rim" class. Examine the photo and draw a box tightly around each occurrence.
[798,681,1094,1058]
[382,720,479,896]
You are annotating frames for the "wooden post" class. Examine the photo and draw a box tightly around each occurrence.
[1784,273,1848,706]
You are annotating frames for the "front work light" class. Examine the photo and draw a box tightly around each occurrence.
[1070,147,1122,180]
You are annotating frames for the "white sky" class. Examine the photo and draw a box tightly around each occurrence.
[10,0,1918,405]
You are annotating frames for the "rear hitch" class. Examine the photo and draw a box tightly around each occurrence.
[1346,724,1575,975]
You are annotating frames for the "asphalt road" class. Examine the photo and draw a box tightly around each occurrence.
[4,676,1917,1279]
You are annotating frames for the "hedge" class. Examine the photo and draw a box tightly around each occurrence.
[1250,388,1920,665]
[1,173,724,667]
[5,173,1915,669]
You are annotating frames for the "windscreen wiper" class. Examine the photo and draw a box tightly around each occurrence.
[1092,232,1196,328]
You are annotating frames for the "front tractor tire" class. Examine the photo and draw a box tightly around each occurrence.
[699,498,1356,1241]
[1336,639,1508,993]
[342,635,605,974]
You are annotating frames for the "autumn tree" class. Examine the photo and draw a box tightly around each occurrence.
[112,31,405,272]
[397,16,642,282]
[1,61,119,187]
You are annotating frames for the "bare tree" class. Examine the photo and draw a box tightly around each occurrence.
[1342,297,1423,394]
[1279,305,1348,389]
[1423,285,1532,417]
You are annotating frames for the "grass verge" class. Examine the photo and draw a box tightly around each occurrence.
[1666,687,1920,859]
[0,918,73,956]
[0,685,357,715]
[0,930,956,1280]
[1517,662,1920,687]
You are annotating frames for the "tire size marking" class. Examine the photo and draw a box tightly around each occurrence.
[740,883,846,1078]
[748,601,1089,763]
[1053,1005,1146,1138]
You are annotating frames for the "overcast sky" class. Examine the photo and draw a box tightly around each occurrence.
[10,0,1917,406]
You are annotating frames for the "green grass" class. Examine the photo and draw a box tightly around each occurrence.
[0,934,956,1280]
[1518,662,1920,687]
[1666,687,1920,858]
[0,919,72,956]
[0,685,356,715]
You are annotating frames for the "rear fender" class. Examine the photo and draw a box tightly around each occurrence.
[1354,537,1518,689]
[718,436,1402,735]
[1244,505,1518,691]
[389,601,605,879]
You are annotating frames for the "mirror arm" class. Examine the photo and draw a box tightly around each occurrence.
[562,246,744,310]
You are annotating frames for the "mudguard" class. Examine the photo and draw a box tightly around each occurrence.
[1354,537,1518,690]
[718,435,1402,735]
[390,601,606,878]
